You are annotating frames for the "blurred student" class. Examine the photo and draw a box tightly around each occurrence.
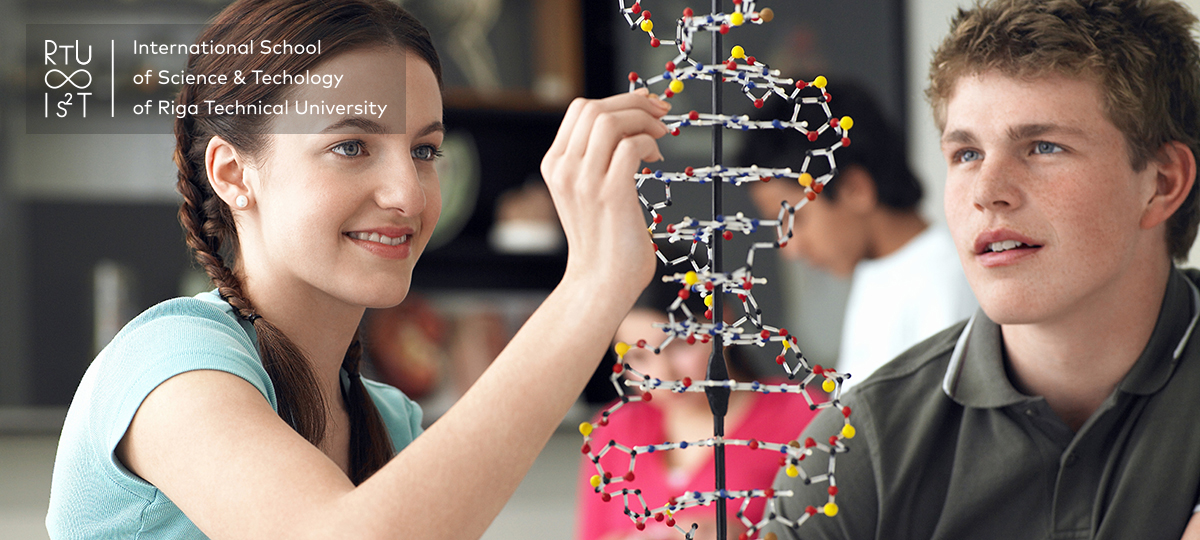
[576,281,819,540]
[742,82,977,384]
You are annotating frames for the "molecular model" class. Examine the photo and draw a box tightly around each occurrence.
[580,2,856,540]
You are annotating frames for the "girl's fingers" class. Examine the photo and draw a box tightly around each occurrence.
[606,134,664,182]
[540,93,667,282]
[559,92,669,161]
[546,97,591,159]
[578,110,668,180]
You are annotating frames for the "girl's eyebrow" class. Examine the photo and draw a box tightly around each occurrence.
[317,118,444,137]
[320,116,386,134]
[415,120,446,137]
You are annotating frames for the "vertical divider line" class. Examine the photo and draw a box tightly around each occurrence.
[110,40,115,118]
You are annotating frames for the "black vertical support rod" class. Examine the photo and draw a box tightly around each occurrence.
[704,1,731,539]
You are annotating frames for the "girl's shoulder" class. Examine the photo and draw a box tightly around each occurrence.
[49,291,276,535]
[86,290,273,410]
[105,290,256,357]
[114,290,251,345]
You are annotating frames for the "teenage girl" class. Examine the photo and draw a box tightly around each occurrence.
[46,1,669,538]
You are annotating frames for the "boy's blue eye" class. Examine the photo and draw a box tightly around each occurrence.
[332,141,363,157]
[957,149,982,162]
[1034,141,1062,154]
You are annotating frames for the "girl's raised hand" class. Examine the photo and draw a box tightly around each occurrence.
[540,89,671,300]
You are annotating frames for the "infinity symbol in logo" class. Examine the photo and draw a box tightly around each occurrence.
[45,69,91,89]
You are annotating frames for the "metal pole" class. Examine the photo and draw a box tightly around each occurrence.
[704,1,730,539]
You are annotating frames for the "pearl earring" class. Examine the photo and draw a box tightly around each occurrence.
[235,195,248,208]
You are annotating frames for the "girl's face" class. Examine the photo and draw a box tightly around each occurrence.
[615,309,711,404]
[241,47,443,310]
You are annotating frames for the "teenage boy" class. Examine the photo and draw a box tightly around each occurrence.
[742,83,976,385]
[767,0,1200,538]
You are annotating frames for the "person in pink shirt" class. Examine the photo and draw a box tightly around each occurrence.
[577,286,821,540]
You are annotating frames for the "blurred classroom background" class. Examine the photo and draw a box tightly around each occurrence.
[3,0,1200,538]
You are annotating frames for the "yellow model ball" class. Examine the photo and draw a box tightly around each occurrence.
[824,503,839,517]
[731,45,746,59]
[822,379,836,393]
[669,79,684,94]
[641,19,654,32]
[579,422,594,436]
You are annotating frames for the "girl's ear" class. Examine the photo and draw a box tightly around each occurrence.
[205,136,254,209]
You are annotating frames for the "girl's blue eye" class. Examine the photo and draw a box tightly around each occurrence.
[332,141,364,157]
[412,144,442,161]
[1034,141,1062,154]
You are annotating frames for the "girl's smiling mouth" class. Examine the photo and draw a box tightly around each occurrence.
[345,231,409,246]
[344,227,416,259]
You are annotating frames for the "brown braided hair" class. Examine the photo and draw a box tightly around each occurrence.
[173,0,442,485]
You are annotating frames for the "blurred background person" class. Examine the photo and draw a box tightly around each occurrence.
[576,277,822,540]
[741,81,977,386]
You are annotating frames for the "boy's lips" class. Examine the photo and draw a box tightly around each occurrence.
[972,229,1043,267]
[973,229,1042,254]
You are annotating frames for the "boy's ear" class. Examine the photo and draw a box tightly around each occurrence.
[205,136,254,209]
[835,165,879,214]
[1140,141,1196,230]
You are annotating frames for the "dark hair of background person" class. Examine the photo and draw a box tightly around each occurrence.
[738,79,923,211]
[173,0,442,485]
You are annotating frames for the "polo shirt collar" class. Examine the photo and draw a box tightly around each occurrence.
[941,310,1028,408]
[1120,267,1199,394]
[942,267,1200,408]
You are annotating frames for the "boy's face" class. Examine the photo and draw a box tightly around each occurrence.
[941,70,1159,325]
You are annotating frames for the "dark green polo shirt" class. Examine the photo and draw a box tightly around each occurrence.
[766,267,1200,540]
